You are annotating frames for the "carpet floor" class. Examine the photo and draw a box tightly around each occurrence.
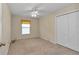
[8,38,79,55]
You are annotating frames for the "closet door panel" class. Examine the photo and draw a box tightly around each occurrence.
[67,12,77,50]
[56,15,69,46]
[75,11,79,51]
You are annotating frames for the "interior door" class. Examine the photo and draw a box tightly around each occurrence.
[0,4,11,55]
[0,3,3,54]
[0,3,8,55]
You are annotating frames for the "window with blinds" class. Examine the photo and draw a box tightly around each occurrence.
[21,20,31,35]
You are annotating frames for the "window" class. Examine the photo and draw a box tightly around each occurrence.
[21,20,31,35]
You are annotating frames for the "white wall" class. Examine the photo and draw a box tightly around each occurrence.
[39,15,55,43]
[11,16,39,40]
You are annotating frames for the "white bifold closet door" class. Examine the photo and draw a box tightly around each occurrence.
[56,11,79,52]
[56,14,69,46]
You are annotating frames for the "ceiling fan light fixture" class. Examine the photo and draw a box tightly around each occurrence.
[31,11,39,17]
[32,14,37,17]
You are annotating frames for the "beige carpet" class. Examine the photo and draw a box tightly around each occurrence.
[8,38,79,55]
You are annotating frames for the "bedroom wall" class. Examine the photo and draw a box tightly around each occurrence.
[11,16,39,40]
[39,14,55,43]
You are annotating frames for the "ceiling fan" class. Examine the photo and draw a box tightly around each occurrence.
[31,7,39,18]
[24,4,44,18]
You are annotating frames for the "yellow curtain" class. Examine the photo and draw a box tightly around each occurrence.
[21,19,31,24]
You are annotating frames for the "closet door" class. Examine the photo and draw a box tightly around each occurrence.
[67,12,77,51]
[56,15,69,46]
[56,11,79,52]
[74,11,79,51]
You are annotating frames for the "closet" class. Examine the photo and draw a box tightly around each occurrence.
[56,11,79,52]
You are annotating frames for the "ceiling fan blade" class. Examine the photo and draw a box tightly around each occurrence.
[31,3,43,11]
[24,10,33,12]
[22,4,44,13]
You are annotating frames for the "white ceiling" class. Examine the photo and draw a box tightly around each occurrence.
[8,3,70,18]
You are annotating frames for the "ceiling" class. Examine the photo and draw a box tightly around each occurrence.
[8,3,70,18]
